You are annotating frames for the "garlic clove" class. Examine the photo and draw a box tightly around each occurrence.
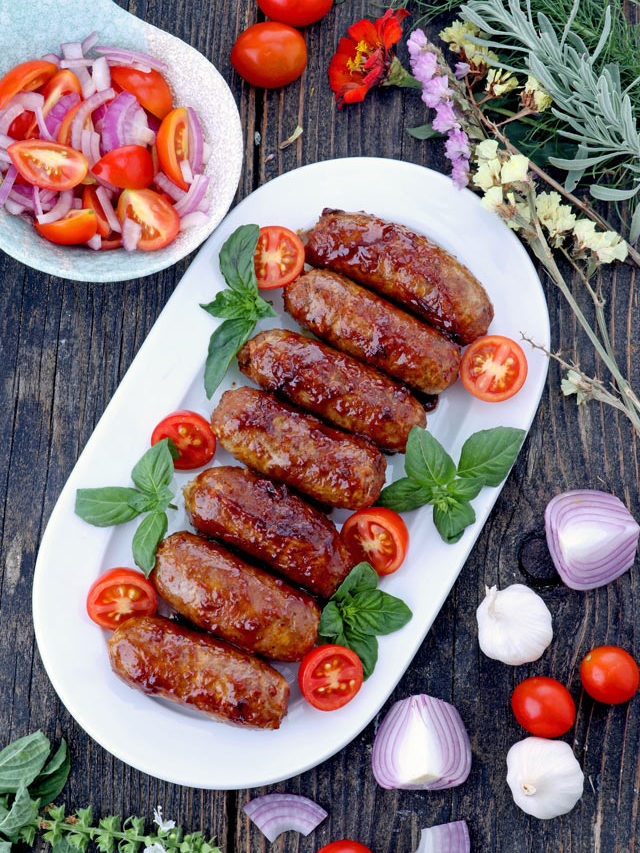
[476,583,553,665]
[506,737,584,819]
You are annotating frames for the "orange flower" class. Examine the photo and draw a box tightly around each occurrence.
[328,8,411,107]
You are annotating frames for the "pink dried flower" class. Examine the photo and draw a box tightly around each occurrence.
[407,29,428,57]
[411,51,438,84]
[450,156,470,189]
[455,61,470,79]
[445,128,470,161]
[432,100,459,133]
[421,74,449,108]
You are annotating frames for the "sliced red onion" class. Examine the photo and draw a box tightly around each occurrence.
[122,216,142,251]
[36,189,73,225]
[12,92,44,110]
[60,41,84,60]
[174,174,209,216]
[96,187,121,233]
[187,107,203,174]
[78,67,97,100]
[60,58,96,69]
[101,92,151,152]
[179,158,194,185]
[0,132,14,149]
[70,88,114,151]
[243,794,327,843]
[179,211,209,230]
[95,46,168,72]
[82,31,100,54]
[81,129,102,166]
[86,232,102,250]
[72,198,82,210]
[33,186,43,217]
[41,53,61,66]
[154,171,186,201]
[545,489,640,590]
[5,198,25,215]
[414,822,470,853]
[0,165,17,208]
[92,57,111,92]
[0,153,11,166]
[45,92,81,137]
[372,694,472,791]
[0,104,24,135]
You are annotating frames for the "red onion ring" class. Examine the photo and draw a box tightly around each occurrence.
[36,189,73,225]
[70,89,114,151]
[179,211,209,230]
[153,172,186,201]
[173,174,209,216]
[95,46,168,73]
[92,57,111,92]
[86,233,102,250]
[0,104,24,135]
[60,41,84,60]
[44,92,81,137]
[122,216,142,251]
[187,107,203,174]
[0,165,18,208]
[415,822,470,853]
[41,53,61,66]
[243,794,327,843]
[82,31,100,54]
[95,187,121,233]
[5,198,25,215]
[372,694,472,790]
[101,92,151,152]
[545,489,640,590]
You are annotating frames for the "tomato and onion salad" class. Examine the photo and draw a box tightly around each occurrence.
[511,676,576,738]
[0,33,211,251]
[254,225,305,288]
[340,508,409,575]
[298,645,364,711]
[580,646,640,704]
[151,411,217,470]
[460,335,528,402]
[86,568,157,630]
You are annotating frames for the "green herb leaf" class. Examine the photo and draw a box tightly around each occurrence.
[343,628,378,680]
[433,499,475,544]
[405,427,457,487]
[332,562,378,602]
[132,511,168,575]
[254,295,277,319]
[0,784,39,841]
[204,317,256,399]
[19,824,36,846]
[74,488,142,528]
[456,426,526,487]
[318,601,343,638]
[407,122,442,139]
[377,478,433,512]
[0,732,50,794]
[166,438,180,461]
[131,439,174,497]
[344,589,412,636]
[201,289,257,321]
[52,840,74,853]
[444,478,485,501]
[218,224,260,294]
[126,492,157,514]
[28,740,70,804]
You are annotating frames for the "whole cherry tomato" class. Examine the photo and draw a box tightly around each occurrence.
[580,646,640,704]
[258,0,333,27]
[231,23,307,88]
[317,843,372,853]
[511,676,576,738]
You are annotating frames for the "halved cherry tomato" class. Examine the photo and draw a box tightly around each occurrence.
[86,567,157,630]
[82,186,110,237]
[151,411,216,469]
[340,508,409,576]
[580,646,640,705]
[8,139,88,190]
[41,70,82,116]
[460,334,528,402]
[92,145,154,189]
[254,225,305,288]
[298,644,363,711]
[156,107,190,190]
[258,0,333,27]
[511,676,576,738]
[317,844,372,853]
[8,111,37,141]
[109,66,173,119]
[0,59,58,110]
[35,209,98,245]
[231,23,307,88]
[116,188,180,251]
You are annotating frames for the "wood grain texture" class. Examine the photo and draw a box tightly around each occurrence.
[0,0,639,850]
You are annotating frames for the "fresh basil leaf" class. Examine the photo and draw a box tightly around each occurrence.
[318,601,343,638]
[0,732,50,794]
[132,511,168,576]
[376,478,433,512]
[75,488,142,528]
[405,426,457,487]
[204,317,256,399]
[218,224,260,294]
[407,122,442,140]
[254,295,277,319]
[433,499,475,544]
[0,784,39,841]
[345,589,412,636]
[131,439,174,497]
[444,478,484,501]
[343,628,378,680]
[28,740,70,804]
[332,562,378,602]
[126,492,157,514]
[456,426,526,487]
[201,289,257,321]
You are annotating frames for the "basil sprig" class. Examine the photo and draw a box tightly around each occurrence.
[201,224,276,398]
[377,425,526,544]
[319,563,412,679]
[75,439,177,575]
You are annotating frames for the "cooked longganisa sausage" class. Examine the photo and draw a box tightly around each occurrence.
[303,208,494,344]
[151,531,320,661]
[284,270,460,395]
[108,615,290,729]
[184,465,352,598]
[237,328,426,452]
[210,387,387,509]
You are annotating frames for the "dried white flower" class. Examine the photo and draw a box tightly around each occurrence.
[500,154,529,184]
[481,185,503,213]
[522,76,552,112]
[154,807,176,833]
[535,192,576,245]
[473,157,502,191]
[485,68,518,96]
[561,369,595,405]
[476,139,499,160]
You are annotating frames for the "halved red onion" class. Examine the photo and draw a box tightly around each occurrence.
[372,695,472,790]
[96,187,122,233]
[86,232,102,250]
[414,822,470,853]
[545,489,640,590]
[173,174,209,216]
[70,88,115,151]
[243,794,327,843]
[95,46,168,72]
[122,216,142,251]
[154,171,186,201]
[45,92,81,137]
[92,57,111,92]
[187,107,203,174]
[0,165,18,208]
[82,31,100,54]
[36,189,73,225]
[179,211,209,230]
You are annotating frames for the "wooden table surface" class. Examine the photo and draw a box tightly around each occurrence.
[1,0,639,850]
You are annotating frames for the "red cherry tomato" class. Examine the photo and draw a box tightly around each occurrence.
[57,99,89,146]
[340,508,409,576]
[460,334,528,402]
[0,59,58,110]
[156,107,190,190]
[86,568,157,630]
[8,139,88,190]
[254,225,305,289]
[511,677,576,738]
[8,110,38,141]
[231,23,307,88]
[258,0,333,26]
[298,645,363,711]
[92,145,154,189]
[41,70,82,115]
[116,188,180,251]
[151,411,216,470]
[82,186,110,237]
[580,646,640,704]
[109,66,173,119]
[35,209,98,245]
[317,843,372,853]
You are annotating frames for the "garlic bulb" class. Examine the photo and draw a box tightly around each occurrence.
[506,737,584,819]
[476,584,552,665]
